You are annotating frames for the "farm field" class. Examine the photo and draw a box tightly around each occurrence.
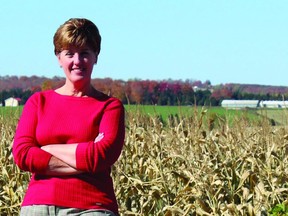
[124,105,272,127]
[0,106,22,118]
[0,105,284,126]
[1,105,288,215]
[256,109,288,126]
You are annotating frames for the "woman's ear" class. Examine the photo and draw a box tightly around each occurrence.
[57,54,62,68]
[94,55,98,64]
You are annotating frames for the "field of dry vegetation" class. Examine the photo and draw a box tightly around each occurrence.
[1,107,288,215]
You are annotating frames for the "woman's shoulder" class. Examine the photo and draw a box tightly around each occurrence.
[28,90,55,100]
[91,89,123,106]
[22,90,54,109]
[25,90,56,104]
[92,89,118,101]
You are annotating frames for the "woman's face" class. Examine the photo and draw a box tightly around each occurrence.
[57,46,98,85]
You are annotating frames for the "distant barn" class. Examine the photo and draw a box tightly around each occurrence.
[221,100,259,109]
[4,97,21,107]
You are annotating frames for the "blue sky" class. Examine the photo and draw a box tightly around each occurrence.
[1,1,288,86]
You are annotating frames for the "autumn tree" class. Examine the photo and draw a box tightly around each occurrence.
[129,80,144,104]
[41,80,53,91]
[110,79,126,102]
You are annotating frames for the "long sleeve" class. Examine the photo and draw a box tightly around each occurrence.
[76,99,125,173]
[12,93,52,173]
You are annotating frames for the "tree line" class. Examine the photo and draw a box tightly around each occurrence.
[1,75,288,106]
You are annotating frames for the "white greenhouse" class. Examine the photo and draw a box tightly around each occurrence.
[259,100,288,108]
[221,100,259,109]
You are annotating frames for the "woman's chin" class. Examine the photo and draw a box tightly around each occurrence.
[69,74,90,84]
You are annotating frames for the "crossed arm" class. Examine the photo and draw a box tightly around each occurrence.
[13,96,125,176]
[41,133,104,176]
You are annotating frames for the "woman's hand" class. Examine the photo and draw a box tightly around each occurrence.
[40,132,104,174]
[41,144,78,168]
[43,155,83,176]
[94,132,104,142]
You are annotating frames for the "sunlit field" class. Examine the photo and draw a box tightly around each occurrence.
[1,106,288,215]
[124,105,262,126]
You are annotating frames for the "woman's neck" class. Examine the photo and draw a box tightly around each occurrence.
[55,83,94,97]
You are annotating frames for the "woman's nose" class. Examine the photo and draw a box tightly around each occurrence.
[73,53,81,64]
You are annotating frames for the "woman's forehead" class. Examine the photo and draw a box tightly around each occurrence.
[62,45,92,52]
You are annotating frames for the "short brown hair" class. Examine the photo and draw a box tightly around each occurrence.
[53,18,101,55]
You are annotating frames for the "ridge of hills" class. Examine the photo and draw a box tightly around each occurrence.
[0,75,288,95]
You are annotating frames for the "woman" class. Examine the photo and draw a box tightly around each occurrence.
[13,18,125,216]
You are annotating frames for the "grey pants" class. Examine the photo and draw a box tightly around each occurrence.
[20,205,118,216]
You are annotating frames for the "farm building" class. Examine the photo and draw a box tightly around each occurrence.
[221,100,259,109]
[4,97,21,107]
[259,100,288,108]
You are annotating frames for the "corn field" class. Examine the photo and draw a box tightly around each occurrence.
[1,107,288,215]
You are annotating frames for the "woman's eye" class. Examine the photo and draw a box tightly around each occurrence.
[65,52,74,57]
[81,52,89,56]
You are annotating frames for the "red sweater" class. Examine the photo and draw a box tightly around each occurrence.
[13,90,125,214]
